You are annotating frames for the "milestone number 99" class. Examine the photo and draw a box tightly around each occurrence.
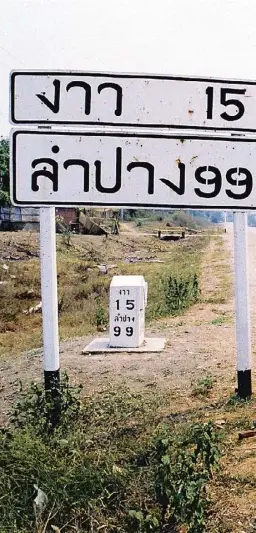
[114,326,133,337]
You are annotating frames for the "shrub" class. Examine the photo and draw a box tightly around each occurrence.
[192,375,215,397]
[95,304,108,327]
[11,371,82,436]
[164,273,199,315]
[129,422,220,533]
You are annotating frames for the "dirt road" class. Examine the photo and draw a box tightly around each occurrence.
[1,225,256,421]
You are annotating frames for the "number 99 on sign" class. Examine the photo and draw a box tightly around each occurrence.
[114,326,134,337]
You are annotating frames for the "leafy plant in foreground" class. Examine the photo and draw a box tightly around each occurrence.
[11,371,82,436]
[129,422,221,533]
[155,422,220,532]
[127,510,160,533]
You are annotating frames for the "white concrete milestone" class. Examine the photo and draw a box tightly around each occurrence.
[82,275,166,354]
[109,275,148,348]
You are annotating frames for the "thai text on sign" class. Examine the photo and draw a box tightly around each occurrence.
[11,130,256,210]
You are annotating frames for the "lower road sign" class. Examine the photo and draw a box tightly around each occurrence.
[11,129,256,210]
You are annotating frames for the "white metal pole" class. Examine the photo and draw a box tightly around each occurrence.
[233,211,252,398]
[40,207,60,391]
[224,212,227,232]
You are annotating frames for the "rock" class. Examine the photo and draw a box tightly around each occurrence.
[97,325,107,332]
[23,302,42,315]
[97,265,108,274]
[215,419,226,426]
[33,484,48,519]
[18,289,34,299]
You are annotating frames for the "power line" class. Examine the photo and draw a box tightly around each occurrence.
[0,59,13,69]
[0,43,17,60]
[0,43,25,66]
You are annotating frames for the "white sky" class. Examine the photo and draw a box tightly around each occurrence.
[1,0,256,136]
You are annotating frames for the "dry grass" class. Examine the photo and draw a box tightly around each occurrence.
[202,236,232,305]
[0,230,207,358]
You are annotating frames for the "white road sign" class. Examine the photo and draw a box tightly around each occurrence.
[10,70,256,132]
[11,130,256,210]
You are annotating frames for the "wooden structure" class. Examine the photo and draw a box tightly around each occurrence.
[157,227,186,241]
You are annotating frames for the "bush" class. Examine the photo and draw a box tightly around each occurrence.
[0,190,10,206]
[164,273,199,314]
[129,422,220,533]
[192,375,215,397]
[11,371,82,435]
[95,304,108,327]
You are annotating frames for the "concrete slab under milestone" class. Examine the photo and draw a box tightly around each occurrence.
[82,337,166,354]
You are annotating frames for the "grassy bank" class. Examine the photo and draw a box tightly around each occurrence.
[1,378,221,533]
[1,375,256,533]
[0,231,207,357]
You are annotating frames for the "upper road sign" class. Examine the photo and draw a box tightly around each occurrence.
[10,129,256,209]
[10,70,256,132]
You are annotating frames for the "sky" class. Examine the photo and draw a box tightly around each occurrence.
[1,0,256,136]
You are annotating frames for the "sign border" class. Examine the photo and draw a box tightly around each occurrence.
[10,70,256,132]
[11,129,256,209]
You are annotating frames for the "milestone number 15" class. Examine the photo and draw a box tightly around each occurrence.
[116,299,135,310]
[206,87,246,121]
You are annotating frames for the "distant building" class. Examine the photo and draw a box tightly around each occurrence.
[55,208,78,226]
[0,207,39,230]
[0,207,116,232]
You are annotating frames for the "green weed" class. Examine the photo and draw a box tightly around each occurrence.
[95,304,108,327]
[11,372,82,435]
[192,375,215,397]
[128,422,220,533]
[211,315,230,326]
[164,273,199,315]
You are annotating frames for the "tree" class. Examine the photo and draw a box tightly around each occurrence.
[0,137,10,206]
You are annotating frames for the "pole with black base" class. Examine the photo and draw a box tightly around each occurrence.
[233,211,252,399]
[40,207,60,425]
